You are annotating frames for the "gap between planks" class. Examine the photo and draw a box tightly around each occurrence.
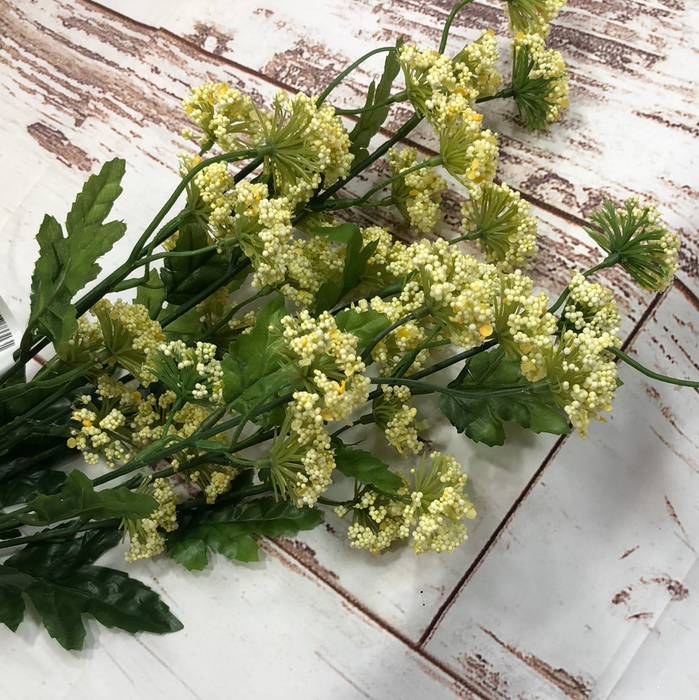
[84,0,591,231]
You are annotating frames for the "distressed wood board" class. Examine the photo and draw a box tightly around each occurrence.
[0,1,697,698]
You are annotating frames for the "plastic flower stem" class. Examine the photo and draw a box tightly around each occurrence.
[0,485,276,551]
[315,46,396,106]
[334,90,408,115]
[371,376,545,399]
[610,348,699,388]
[199,285,273,342]
[0,349,111,446]
[305,112,424,216]
[475,87,515,104]
[159,258,252,329]
[449,227,484,245]
[93,392,295,486]
[409,339,498,380]
[318,156,443,212]
[439,0,476,52]
[547,252,621,314]
[361,305,431,363]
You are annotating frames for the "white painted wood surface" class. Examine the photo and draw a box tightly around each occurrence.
[0,1,697,698]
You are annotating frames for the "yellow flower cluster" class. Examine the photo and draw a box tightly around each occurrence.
[338,452,475,555]
[182,82,264,152]
[389,147,447,233]
[513,33,569,126]
[461,182,538,271]
[281,310,370,422]
[263,91,354,207]
[505,0,567,36]
[398,32,501,125]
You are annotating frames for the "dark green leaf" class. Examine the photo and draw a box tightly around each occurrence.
[7,528,122,580]
[335,308,391,348]
[0,469,67,509]
[135,268,166,320]
[334,444,404,491]
[23,470,157,526]
[28,159,127,345]
[222,295,288,415]
[160,215,236,305]
[0,565,30,632]
[168,496,323,571]
[7,529,182,650]
[311,224,379,311]
[348,41,402,162]
[439,347,570,446]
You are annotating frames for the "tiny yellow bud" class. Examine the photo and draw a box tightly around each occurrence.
[471,112,484,122]
[516,31,525,40]
[82,419,92,428]
[409,189,420,196]
[478,324,493,338]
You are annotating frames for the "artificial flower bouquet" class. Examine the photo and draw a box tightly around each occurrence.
[0,0,690,651]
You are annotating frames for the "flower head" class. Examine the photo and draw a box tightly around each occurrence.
[460,182,538,271]
[584,198,680,292]
[406,452,476,554]
[438,118,498,183]
[389,147,447,233]
[182,82,264,152]
[504,0,567,36]
[511,33,569,131]
[261,91,353,207]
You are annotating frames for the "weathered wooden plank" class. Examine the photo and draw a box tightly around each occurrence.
[423,283,699,698]
[606,555,699,700]
[0,541,479,700]
[90,0,699,283]
[0,0,660,648]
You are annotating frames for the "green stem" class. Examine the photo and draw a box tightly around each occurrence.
[439,0,476,52]
[361,305,430,362]
[610,348,699,388]
[199,285,273,342]
[158,258,252,329]
[547,252,621,314]
[410,339,498,380]
[475,87,515,104]
[334,90,408,115]
[316,47,396,106]
[93,392,294,486]
[0,351,109,445]
[371,375,544,399]
[315,156,442,213]
[449,227,483,245]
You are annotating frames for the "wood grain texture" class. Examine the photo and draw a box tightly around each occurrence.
[0,0,697,698]
[92,0,699,286]
[423,284,699,698]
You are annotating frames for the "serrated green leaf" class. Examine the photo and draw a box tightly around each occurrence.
[160,215,237,305]
[0,565,30,632]
[222,295,288,415]
[334,444,404,492]
[6,529,182,650]
[311,224,379,311]
[28,159,127,345]
[23,470,157,526]
[168,496,323,571]
[439,347,570,446]
[335,308,391,348]
[349,41,402,162]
